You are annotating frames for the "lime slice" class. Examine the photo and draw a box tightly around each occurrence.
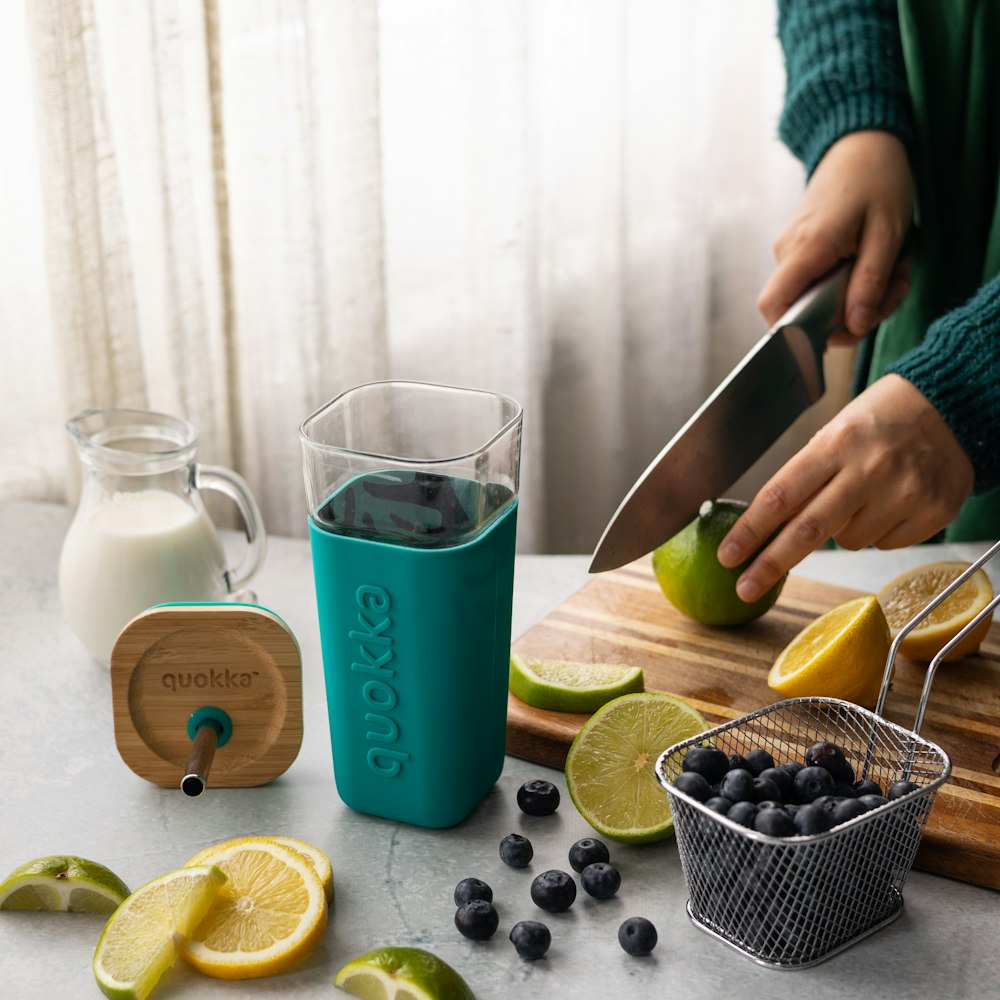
[335,946,475,1000]
[0,856,131,913]
[565,692,708,843]
[93,865,226,1000]
[509,653,644,713]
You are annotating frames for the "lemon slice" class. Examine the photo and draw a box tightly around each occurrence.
[876,560,994,662]
[334,946,476,1000]
[509,653,644,713]
[188,835,334,903]
[268,836,334,903]
[0,855,130,913]
[564,692,708,843]
[768,595,891,706]
[92,865,226,1000]
[181,839,327,979]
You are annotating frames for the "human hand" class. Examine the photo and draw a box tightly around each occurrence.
[758,131,916,343]
[716,375,975,602]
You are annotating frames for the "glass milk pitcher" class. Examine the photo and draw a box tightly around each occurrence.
[59,408,266,665]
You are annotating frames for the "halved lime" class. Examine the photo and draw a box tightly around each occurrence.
[0,856,131,913]
[509,653,644,713]
[565,692,708,843]
[93,865,226,1000]
[335,946,476,1000]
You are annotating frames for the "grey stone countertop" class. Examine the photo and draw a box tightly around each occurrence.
[1,499,998,999]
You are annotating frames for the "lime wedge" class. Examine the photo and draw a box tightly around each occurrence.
[0,856,131,913]
[93,865,226,1000]
[335,946,476,1000]
[565,692,708,843]
[510,653,644,713]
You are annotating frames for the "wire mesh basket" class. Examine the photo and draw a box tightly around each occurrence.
[655,541,1000,969]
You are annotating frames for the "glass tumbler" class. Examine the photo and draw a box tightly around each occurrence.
[300,380,522,827]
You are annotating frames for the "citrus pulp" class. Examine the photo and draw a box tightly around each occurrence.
[565,691,708,843]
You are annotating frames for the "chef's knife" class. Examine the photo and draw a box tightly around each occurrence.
[589,261,850,573]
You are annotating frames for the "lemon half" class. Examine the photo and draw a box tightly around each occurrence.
[876,560,993,662]
[768,595,891,707]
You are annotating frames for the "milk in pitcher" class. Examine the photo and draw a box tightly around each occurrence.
[59,488,228,665]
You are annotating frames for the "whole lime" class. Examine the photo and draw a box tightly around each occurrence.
[651,498,785,626]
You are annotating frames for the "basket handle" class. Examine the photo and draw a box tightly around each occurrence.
[875,538,1000,732]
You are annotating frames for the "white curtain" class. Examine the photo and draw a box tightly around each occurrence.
[0,0,854,552]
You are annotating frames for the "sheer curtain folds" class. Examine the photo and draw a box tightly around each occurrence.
[0,0,847,551]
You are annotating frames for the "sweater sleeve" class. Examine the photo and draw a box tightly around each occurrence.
[883,273,1000,493]
[777,0,917,174]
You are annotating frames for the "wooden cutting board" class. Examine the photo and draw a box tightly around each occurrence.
[506,560,1000,890]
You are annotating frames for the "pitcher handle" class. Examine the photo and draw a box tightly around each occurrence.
[194,464,267,593]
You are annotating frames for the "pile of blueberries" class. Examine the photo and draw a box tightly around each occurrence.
[670,741,926,960]
[452,779,658,960]
[672,741,921,837]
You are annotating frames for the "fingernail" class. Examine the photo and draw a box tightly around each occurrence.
[736,577,761,603]
[848,305,875,334]
[717,542,740,567]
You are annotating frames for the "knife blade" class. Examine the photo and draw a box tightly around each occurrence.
[589,261,850,573]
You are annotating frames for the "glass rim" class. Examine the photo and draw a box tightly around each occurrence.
[67,407,198,471]
[298,379,523,465]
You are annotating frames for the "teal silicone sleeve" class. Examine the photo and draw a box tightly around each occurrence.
[308,501,517,828]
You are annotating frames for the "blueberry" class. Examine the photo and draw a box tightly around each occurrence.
[744,748,776,776]
[728,753,750,771]
[833,781,858,798]
[719,768,755,803]
[704,795,732,815]
[568,837,610,873]
[530,869,577,912]
[727,801,758,828]
[509,920,551,960]
[672,770,712,801]
[859,793,889,811]
[454,877,492,905]
[794,765,835,803]
[830,797,868,826]
[812,793,840,812]
[758,766,794,802]
[517,779,561,816]
[853,778,883,797]
[499,833,533,868]
[752,776,783,803]
[581,862,621,899]
[804,741,854,784]
[681,746,730,784]
[794,802,834,836]
[778,760,805,780]
[455,899,499,940]
[618,916,658,955]
[887,779,920,800]
[754,806,795,837]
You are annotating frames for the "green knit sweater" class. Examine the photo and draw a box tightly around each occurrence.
[776,0,1000,501]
